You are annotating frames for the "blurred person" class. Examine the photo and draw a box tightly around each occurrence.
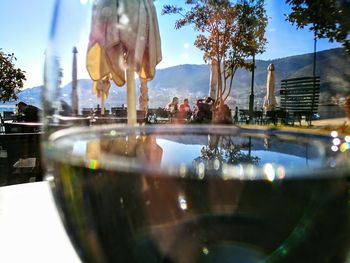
[179,98,192,121]
[179,98,191,113]
[192,96,215,123]
[165,97,179,113]
[17,101,41,122]
[60,100,72,116]
[165,97,179,122]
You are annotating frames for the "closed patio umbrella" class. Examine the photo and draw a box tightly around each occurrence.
[72,47,79,115]
[92,76,111,115]
[263,63,277,112]
[86,0,162,124]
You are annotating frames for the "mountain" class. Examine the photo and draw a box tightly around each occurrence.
[147,48,349,108]
[6,48,350,110]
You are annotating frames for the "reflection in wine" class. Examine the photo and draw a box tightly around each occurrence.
[46,125,350,263]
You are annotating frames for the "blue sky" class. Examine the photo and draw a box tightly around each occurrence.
[0,0,341,88]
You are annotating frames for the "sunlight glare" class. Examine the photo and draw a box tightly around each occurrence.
[264,163,275,182]
[276,166,285,179]
[340,142,350,153]
[246,164,256,180]
[179,164,187,177]
[202,247,209,255]
[178,195,188,210]
[333,138,341,146]
[331,131,338,138]
[213,158,221,170]
[197,162,205,179]
[331,145,339,152]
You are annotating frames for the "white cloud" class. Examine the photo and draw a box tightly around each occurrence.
[184,43,190,49]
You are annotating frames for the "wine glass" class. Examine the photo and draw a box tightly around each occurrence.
[43,0,350,262]
[46,124,350,262]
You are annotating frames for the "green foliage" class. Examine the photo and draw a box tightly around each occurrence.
[162,0,267,105]
[285,0,350,52]
[0,49,26,102]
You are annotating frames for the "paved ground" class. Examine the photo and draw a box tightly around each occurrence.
[311,117,348,128]
[309,117,350,136]
[242,117,350,136]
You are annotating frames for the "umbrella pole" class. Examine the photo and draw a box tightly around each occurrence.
[139,78,149,111]
[126,54,137,125]
[101,94,105,115]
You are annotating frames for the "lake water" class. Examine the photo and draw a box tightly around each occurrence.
[1,104,345,121]
[0,106,16,115]
[318,105,346,119]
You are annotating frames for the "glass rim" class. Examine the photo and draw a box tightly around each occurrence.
[45,124,348,181]
[48,123,334,141]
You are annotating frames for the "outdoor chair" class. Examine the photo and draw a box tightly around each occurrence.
[101,109,146,124]
[111,107,117,115]
[253,110,263,124]
[147,108,170,124]
[137,110,147,123]
[239,109,250,124]
[280,76,320,126]
[0,114,5,134]
[3,111,16,121]
[264,109,288,125]
[92,109,109,116]
[264,111,277,125]
[94,109,102,116]
[82,108,92,116]
[0,133,42,186]
[115,109,127,118]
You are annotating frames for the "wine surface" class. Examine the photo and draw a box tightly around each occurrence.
[47,126,350,263]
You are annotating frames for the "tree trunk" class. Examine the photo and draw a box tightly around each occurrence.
[209,59,218,99]
[344,95,350,120]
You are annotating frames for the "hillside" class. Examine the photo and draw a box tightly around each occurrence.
[6,48,350,110]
